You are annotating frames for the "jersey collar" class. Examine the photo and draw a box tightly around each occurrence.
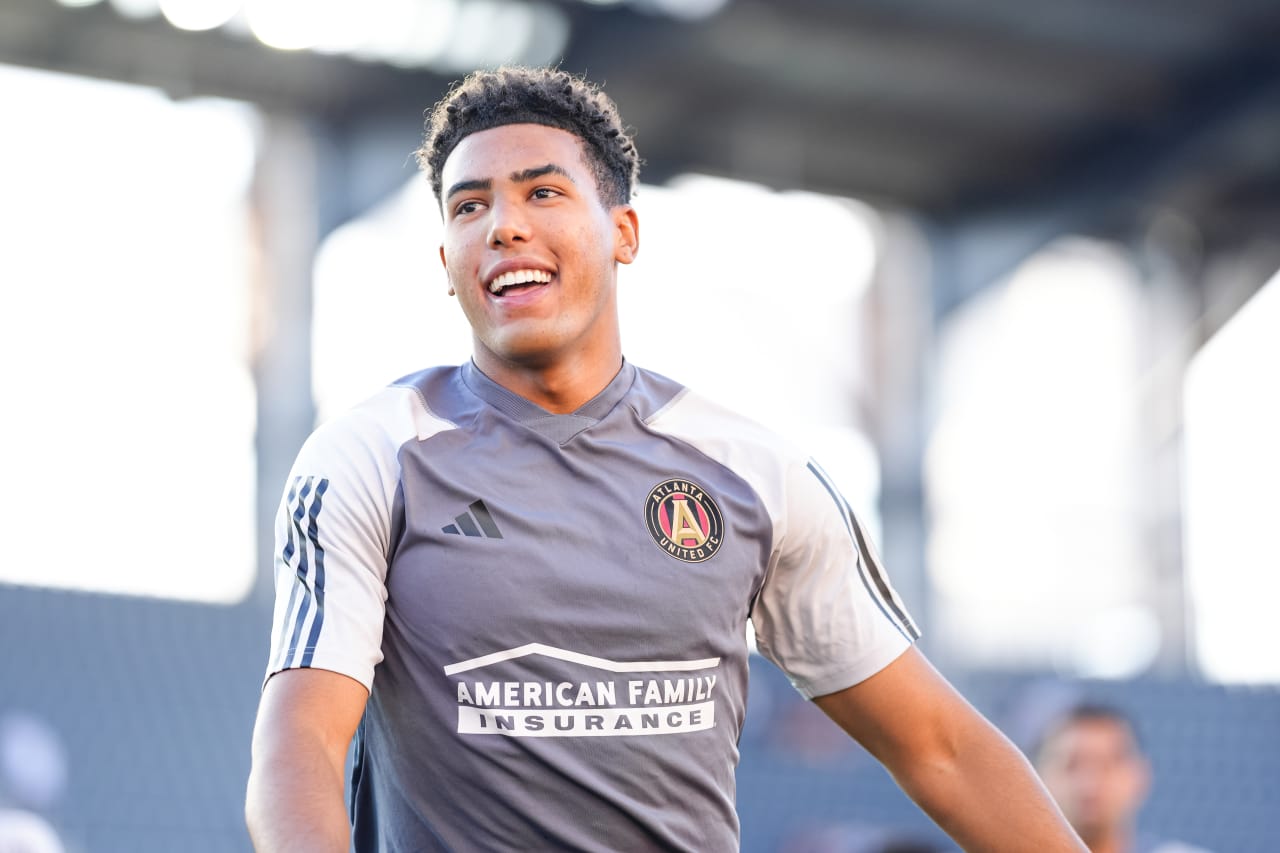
[461,359,637,444]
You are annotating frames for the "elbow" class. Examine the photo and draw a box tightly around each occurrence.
[883,724,972,808]
[896,743,964,799]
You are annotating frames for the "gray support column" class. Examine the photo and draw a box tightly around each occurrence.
[244,105,428,609]
[864,213,936,659]
[1132,215,1203,677]
[1134,227,1280,677]
[249,114,320,606]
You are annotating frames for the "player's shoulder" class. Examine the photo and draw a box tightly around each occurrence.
[633,365,806,463]
[298,365,462,467]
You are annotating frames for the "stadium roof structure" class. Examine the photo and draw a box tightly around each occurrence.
[4,0,1279,251]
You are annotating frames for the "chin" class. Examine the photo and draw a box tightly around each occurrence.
[485,338,561,367]
[1071,814,1110,836]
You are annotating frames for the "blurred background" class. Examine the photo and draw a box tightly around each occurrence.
[1,0,1278,850]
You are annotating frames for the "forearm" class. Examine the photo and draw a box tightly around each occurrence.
[814,650,1086,853]
[245,729,350,852]
[892,716,1085,853]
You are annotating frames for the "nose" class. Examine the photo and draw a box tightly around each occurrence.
[487,198,532,247]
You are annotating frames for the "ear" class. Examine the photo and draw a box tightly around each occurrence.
[612,204,639,265]
[439,244,455,296]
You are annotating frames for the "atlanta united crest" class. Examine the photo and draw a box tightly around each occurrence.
[645,478,725,563]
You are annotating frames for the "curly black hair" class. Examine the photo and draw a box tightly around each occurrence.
[418,66,640,208]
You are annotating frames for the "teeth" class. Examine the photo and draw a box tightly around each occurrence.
[488,269,552,293]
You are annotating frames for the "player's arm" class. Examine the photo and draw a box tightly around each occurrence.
[814,646,1086,853]
[246,668,369,852]
[246,407,403,851]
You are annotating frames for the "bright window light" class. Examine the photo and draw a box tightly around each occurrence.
[311,181,468,420]
[621,176,877,439]
[108,0,161,19]
[642,0,731,21]
[341,0,458,67]
[1184,269,1280,684]
[246,0,322,50]
[435,0,535,71]
[160,0,241,31]
[519,3,572,68]
[314,0,433,60]
[0,64,257,605]
[926,238,1151,673]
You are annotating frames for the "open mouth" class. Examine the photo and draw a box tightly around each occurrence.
[488,268,553,297]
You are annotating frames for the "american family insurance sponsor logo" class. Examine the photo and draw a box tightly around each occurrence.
[443,643,720,738]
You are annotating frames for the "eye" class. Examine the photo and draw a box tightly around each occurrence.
[531,187,561,201]
[453,200,484,217]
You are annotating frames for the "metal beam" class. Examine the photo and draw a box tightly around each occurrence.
[928,35,1280,317]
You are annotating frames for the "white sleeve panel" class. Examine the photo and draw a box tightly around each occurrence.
[264,385,455,692]
[649,391,918,699]
[756,458,918,698]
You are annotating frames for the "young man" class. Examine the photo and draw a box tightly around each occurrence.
[1034,703,1213,853]
[245,66,1086,852]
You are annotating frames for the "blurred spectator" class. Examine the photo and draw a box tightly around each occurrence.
[1032,702,1212,853]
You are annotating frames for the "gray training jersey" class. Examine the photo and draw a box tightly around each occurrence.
[264,361,919,852]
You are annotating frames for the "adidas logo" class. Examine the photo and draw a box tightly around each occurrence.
[442,499,503,539]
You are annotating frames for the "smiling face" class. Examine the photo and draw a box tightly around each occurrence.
[438,123,638,395]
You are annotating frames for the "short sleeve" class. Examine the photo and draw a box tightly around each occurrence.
[263,403,407,693]
[750,458,920,699]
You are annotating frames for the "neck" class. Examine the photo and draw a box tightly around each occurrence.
[1080,826,1135,853]
[473,346,624,414]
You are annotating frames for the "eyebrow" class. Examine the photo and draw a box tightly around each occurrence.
[444,178,491,202]
[510,163,574,184]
